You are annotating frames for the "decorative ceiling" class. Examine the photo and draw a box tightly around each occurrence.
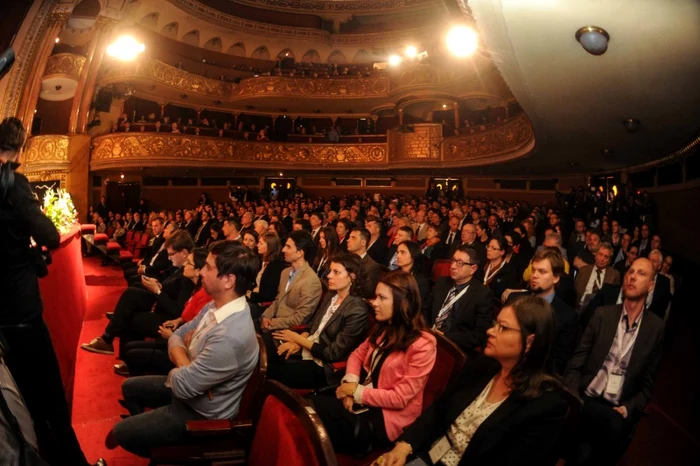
[461,0,700,175]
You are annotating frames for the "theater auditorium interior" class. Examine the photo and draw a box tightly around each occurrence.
[0,0,698,465]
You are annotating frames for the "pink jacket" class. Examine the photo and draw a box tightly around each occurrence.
[344,331,437,441]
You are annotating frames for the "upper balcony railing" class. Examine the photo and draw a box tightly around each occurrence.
[44,53,86,81]
[90,113,534,171]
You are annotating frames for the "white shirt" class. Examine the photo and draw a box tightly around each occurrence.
[581,267,606,304]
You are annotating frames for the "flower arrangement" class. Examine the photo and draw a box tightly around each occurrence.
[43,188,78,235]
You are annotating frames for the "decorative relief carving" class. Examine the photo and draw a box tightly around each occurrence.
[389,64,473,91]
[24,136,70,164]
[232,76,388,98]
[44,53,86,80]
[443,114,534,161]
[90,134,387,170]
[99,58,232,97]
[231,0,439,13]
[389,124,442,161]
[23,170,67,186]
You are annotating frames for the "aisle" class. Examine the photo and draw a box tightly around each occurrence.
[72,257,147,466]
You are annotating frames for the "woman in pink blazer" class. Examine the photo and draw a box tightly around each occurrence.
[311,271,437,457]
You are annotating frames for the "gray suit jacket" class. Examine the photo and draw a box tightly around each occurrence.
[361,253,381,299]
[168,299,259,420]
[303,293,369,383]
[574,265,621,305]
[262,261,322,330]
[564,304,665,416]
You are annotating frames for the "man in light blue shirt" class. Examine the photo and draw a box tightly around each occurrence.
[107,241,260,457]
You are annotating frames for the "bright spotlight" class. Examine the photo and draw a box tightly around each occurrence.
[446,25,478,57]
[388,55,402,67]
[405,46,418,58]
[106,36,145,61]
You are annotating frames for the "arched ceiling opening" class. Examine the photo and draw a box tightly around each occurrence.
[251,46,271,60]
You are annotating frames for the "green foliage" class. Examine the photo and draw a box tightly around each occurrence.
[42,188,78,235]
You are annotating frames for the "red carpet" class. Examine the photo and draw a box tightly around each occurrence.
[72,256,147,465]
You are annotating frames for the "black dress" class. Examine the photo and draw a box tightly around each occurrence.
[0,165,90,465]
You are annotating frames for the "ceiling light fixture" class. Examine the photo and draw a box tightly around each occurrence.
[405,46,418,58]
[446,25,478,57]
[106,36,145,61]
[575,26,610,55]
[388,55,402,67]
[622,118,640,133]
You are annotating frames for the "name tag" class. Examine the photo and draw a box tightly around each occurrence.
[428,436,451,464]
[605,372,624,396]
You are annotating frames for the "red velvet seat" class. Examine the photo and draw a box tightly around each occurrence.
[431,259,452,282]
[336,329,467,466]
[80,224,96,234]
[149,333,268,465]
[126,231,142,253]
[93,233,108,244]
[133,232,151,259]
[248,380,337,466]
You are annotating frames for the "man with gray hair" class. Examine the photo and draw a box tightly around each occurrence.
[574,242,620,310]
[645,249,673,319]
[253,219,268,237]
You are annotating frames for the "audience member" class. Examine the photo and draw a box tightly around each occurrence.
[313,226,339,280]
[248,232,286,306]
[346,227,380,299]
[483,235,518,302]
[574,242,620,310]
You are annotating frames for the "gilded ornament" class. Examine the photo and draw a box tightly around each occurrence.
[44,53,86,80]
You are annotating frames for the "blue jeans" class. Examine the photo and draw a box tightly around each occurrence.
[112,376,205,457]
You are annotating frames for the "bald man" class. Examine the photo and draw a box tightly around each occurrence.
[565,258,665,466]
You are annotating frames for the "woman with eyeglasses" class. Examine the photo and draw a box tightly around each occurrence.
[377,295,567,466]
[483,235,518,302]
[312,271,437,456]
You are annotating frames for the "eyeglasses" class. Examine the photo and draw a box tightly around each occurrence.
[451,258,475,268]
[491,320,521,334]
[486,245,502,251]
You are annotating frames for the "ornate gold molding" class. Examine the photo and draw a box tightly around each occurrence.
[442,114,535,165]
[389,124,442,161]
[389,64,474,92]
[44,53,86,81]
[99,58,232,97]
[167,0,436,46]
[23,135,71,173]
[48,12,71,27]
[90,133,388,170]
[232,75,388,99]
[230,0,439,13]
[23,170,68,186]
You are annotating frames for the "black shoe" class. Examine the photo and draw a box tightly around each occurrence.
[118,398,143,416]
[93,459,108,466]
[113,363,129,377]
[106,312,114,320]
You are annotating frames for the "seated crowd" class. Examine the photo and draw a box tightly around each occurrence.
[81,188,676,465]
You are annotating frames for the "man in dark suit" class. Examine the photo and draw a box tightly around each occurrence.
[565,258,665,466]
[183,210,198,239]
[574,243,620,310]
[633,223,652,258]
[450,223,486,265]
[280,207,293,232]
[507,248,578,374]
[96,196,108,220]
[130,212,146,232]
[122,217,168,282]
[365,215,389,266]
[309,212,324,244]
[193,210,212,247]
[441,216,461,258]
[573,229,600,271]
[646,249,673,320]
[346,228,380,299]
[428,245,494,354]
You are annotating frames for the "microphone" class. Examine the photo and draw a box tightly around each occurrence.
[0,47,16,81]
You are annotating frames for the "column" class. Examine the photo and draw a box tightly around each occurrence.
[76,16,117,133]
[234,113,239,127]
[331,117,338,127]
[159,102,166,119]
[272,115,278,131]
[18,12,70,132]
[453,102,460,129]
[371,115,378,134]
[398,108,404,125]
[196,109,202,125]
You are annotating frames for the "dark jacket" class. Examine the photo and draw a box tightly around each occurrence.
[399,355,568,466]
[367,236,390,266]
[0,170,60,325]
[143,247,171,279]
[184,219,199,239]
[193,219,212,247]
[508,292,578,374]
[483,261,519,302]
[428,277,494,353]
[249,257,287,303]
[564,305,665,417]
[302,293,369,384]
[647,274,672,320]
[154,269,197,319]
[361,254,381,299]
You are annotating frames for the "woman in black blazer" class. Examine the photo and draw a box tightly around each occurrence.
[483,235,519,301]
[379,295,568,466]
[249,232,286,304]
[271,253,369,388]
[395,240,431,319]
[313,226,340,281]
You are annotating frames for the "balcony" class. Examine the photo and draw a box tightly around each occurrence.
[89,113,534,171]
[40,53,86,101]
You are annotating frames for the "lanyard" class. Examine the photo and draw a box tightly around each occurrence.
[436,285,470,320]
[483,261,505,285]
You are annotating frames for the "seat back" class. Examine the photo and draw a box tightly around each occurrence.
[422,329,467,409]
[236,333,268,422]
[249,380,337,466]
[432,259,452,282]
[125,230,135,243]
[557,386,583,462]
